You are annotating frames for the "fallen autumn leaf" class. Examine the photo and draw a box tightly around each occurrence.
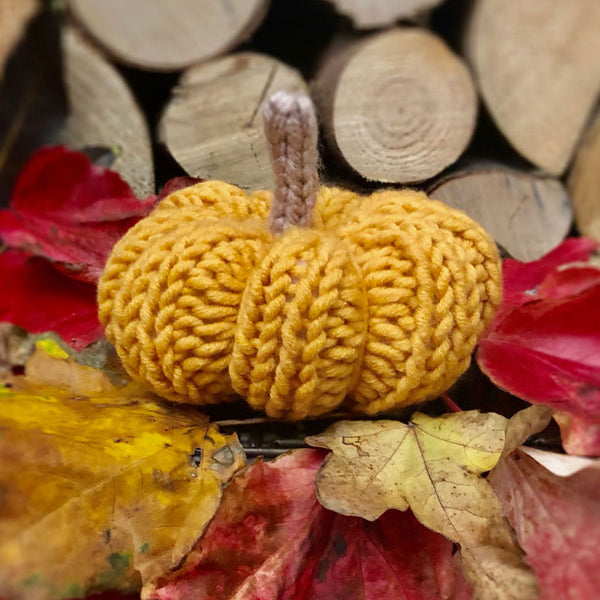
[0,148,199,352]
[148,448,472,600]
[0,146,157,283]
[497,237,599,312]
[489,448,600,599]
[477,238,600,456]
[307,409,548,600]
[0,249,103,350]
[0,345,245,600]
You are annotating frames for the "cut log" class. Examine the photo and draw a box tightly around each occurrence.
[0,0,38,74]
[465,0,600,176]
[327,0,443,28]
[313,28,477,184]
[60,27,154,197]
[569,110,600,242]
[428,164,572,261]
[68,0,269,71]
[159,52,308,191]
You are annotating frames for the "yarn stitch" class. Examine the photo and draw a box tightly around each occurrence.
[98,181,502,420]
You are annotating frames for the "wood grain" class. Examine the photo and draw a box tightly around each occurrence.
[429,164,573,261]
[60,27,154,197]
[465,0,600,175]
[569,109,600,242]
[68,0,269,71]
[0,0,38,74]
[160,52,307,191]
[313,28,477,184]
[327,0,443,28]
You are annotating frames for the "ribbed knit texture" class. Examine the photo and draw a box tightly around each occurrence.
[98,181,502,420]
[263,91,320,234]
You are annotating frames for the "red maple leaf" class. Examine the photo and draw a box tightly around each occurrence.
[148,449,471,600]
[477,238,600,455]
[0,592,138,600]
[0,146,158,283]
[0,250,103,350]
[499,237,599,310]
[0,147,200,350]
[489,449,600,599]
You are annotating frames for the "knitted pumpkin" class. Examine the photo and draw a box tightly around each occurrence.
[98,93,502,420]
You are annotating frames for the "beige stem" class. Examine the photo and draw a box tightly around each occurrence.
[262,91,320,235]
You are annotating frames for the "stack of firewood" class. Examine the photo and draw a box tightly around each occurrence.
[4,0,600,262]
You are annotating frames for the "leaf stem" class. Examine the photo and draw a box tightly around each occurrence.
[441,392,462,413]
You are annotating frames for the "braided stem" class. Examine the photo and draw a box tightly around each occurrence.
[262,90,320,234]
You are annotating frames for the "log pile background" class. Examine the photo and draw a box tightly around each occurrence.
[3,0,600,260]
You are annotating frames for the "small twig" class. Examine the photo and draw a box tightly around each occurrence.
[212,416,276,427]
[244,448,291,457]
[262,90,320,234]
[272,438,308,448]
[213,411,354,428]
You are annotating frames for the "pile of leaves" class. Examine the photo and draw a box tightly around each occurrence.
[1,148,600,600]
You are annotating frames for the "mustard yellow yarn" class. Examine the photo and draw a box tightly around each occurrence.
[98,181,502,419]
[230,228,368,420]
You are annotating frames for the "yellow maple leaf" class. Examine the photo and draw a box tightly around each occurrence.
[307,407,551,600]
[0,346,245,600]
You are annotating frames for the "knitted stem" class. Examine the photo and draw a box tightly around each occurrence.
[262,90,319,234]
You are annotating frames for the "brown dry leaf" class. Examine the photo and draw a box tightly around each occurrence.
[0,344,245,600]
[503,405,553,456]
[0,322,38,374]
[307,407,550,600]
[147,449,472,600]
[0,324,130,387]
